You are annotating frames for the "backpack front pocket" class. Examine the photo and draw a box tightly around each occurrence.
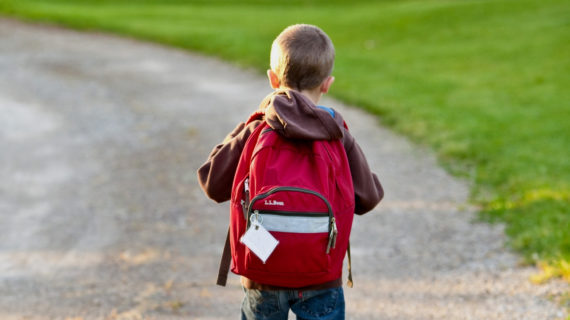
[244,187,336,274]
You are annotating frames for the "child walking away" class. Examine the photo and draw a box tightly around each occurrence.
[197,24,383,320]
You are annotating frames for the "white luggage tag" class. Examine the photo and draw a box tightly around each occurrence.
[240,212,279,264]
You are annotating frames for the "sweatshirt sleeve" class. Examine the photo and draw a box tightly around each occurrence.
[342,130,384,215]
[197,120,261,203]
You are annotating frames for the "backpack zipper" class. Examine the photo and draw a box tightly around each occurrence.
[241,178,250,219]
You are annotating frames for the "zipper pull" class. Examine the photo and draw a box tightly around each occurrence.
[331,218,338,249]
[250,210,263,230]
[242,178,250,220]
[326,217,338,254]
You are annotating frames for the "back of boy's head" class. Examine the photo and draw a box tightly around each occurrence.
[271,24,335,91]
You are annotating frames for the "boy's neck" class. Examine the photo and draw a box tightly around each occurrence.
[279,86,322,105]
[299,89,322,105]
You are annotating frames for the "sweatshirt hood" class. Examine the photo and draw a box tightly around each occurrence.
[260,90,345,140]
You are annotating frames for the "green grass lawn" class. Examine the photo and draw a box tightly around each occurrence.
[1,0,568,279]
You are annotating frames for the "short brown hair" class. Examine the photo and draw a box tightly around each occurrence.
[270,24,335,91]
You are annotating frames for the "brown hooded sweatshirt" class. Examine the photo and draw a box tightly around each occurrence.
[197,90,383,290]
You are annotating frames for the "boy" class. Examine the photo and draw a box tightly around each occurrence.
[198,24,383,320]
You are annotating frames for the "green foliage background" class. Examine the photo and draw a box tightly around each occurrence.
[1,0,568,275]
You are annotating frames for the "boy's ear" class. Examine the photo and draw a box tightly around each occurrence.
[267,69,280,89]
[320,76,335,94]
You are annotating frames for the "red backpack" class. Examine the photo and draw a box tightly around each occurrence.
[217,112,355,288]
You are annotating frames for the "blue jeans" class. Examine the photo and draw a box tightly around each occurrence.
[241,287,345,320]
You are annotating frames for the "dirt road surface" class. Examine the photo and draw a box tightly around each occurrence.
[0,19,567,320]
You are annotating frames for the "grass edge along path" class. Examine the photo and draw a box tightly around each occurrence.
[0,0,568,285]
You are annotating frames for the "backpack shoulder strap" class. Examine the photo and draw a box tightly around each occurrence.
[217,228,232,286]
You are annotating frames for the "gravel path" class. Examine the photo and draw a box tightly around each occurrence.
[0,18,567,320]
